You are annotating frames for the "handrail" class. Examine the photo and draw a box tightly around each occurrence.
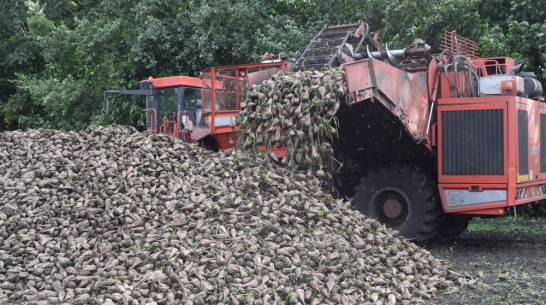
[483,59,504,75]
[159,116,168,134]
[143,108,157,134]
[159,114,177,136]
[173,114,180,138]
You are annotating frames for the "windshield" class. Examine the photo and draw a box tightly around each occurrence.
[159,87,181,121]
[184,88,202,110]
[143,86,202,132]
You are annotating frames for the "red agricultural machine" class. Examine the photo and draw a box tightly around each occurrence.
[106,75,219,147]
[106,63,289,150]
[110,21,544,243]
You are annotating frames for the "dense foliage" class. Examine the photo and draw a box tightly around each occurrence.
[1,0,544,131]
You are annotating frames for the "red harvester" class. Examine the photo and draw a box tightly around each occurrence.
[109,22,544,243]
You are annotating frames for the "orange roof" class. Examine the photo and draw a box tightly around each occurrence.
[141,76,202,88]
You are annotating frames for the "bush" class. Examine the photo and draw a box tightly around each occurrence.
[524,201,546,219]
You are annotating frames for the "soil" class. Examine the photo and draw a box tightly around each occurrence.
[429,229,546,305]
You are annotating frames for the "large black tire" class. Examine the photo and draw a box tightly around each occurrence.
[437,214,471,241]
[353,164,441,244]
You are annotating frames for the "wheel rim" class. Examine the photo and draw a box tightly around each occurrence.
[370,187,410,229]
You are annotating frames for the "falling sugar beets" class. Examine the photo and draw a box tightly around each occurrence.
[0,126,472,304]
[236,69,344,183]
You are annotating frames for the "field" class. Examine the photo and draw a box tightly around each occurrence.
[430,217,546,305]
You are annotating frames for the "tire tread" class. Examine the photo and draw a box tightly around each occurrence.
[353,164,441,244]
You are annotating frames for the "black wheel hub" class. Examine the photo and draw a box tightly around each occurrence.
[371,188,410,229]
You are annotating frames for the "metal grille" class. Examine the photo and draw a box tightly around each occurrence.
[518,110,528,175]
[441,109,503,175]
[202,68,240,112]
[202,64,285,113]
[440,30,479,58]
[540,114,546,173]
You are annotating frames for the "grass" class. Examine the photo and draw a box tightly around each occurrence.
[467,216,546,234]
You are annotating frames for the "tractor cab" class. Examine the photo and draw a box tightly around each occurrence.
[139,76,208,142]
[107,75,212,143]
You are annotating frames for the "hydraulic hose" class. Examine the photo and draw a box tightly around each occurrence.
[465,64,475,97]
[461,55,480,97]
[469,62,478,96]
[471,69,480,96]
[454,61,463,98]
[461,56,477,97]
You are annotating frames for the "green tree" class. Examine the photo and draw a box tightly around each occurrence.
[478,0,546,83]
[1,0,544,131]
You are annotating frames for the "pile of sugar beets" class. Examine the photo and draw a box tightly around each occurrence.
[0,126,477,305]
[237,69,345,182]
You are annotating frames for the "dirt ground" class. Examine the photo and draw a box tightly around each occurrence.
[429,226,546,304]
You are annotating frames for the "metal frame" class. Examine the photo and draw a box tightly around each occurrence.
[292,22,368,71]
[440,30,479,58]
[202,62,289,149]
[142,108,157,134]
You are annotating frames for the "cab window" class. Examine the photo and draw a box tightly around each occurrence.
[184,88,202,110]
[158,87,180,120]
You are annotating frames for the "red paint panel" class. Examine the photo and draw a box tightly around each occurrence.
[213,133,236,150]
[428,59,439,101]
[538,103,546,181]
[141,76,202,89]
[345,59,431,144]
